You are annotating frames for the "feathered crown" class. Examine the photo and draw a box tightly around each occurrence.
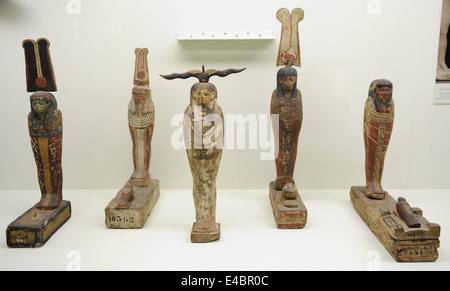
[23,38,57,92]
[134,48,149,86]
[276,8,304,68]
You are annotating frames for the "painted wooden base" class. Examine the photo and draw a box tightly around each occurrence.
[105,179,159,229]
[269,182,307,229]
[191,222,220,243]
[6,200,71,248]
[350,186,440,262]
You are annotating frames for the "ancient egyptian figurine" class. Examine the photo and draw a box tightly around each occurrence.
[6,38,71,248]
[104,48,159,229]
[363,79,394,199]
[118,48,155,208]
[271,67,303,191]
[161,66,244,242]
[350,79,440,262]
[437,0,450,80]
[23,38,64,210]
[268,8,307,229]
[272,8,304,193]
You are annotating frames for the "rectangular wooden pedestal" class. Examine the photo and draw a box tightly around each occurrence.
[350,186,440,262]
[191,223,220,243]
[105,179,160,229]
[6,200,71,248]
[269,182,307,229]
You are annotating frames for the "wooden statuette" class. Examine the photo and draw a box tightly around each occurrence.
[269,8,307,229]
[350,80,440,262]
[437,0,450,81]
[161,66,245,242]
[363,79,394,199]
[105,48,159,229]
[6,38,71,247]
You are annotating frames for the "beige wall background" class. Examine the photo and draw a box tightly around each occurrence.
[0,0,448,191]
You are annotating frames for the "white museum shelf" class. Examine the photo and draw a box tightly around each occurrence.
[177,31,275,40]
[0,188,449,271]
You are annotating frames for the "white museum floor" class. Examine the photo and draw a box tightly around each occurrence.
[0,188,448,271]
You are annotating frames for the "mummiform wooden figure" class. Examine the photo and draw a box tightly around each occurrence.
[350,80,440,262]
[6,38,71,247]
[269,8,307,229]
[105,48,159,229]
[161,66,244,242]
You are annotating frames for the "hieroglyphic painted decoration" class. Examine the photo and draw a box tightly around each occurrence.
[276,8,304,68]
[22,38,57,92]
[271,67,303,191]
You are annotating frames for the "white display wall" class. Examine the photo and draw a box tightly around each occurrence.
[0,0,449,272]
[0,0,448,191]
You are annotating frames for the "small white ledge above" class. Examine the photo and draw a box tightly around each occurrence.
[177,31,275,40]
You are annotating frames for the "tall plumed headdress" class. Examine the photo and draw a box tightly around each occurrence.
[23,38,57,92]
[276,8,304,68]
[134,48,149,87]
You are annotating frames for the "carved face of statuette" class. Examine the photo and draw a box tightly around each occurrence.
[279,75,297,93]
[192,87,216,107]
[32,99,50,116]
[375,86,392,102]
[133,91,146,104]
